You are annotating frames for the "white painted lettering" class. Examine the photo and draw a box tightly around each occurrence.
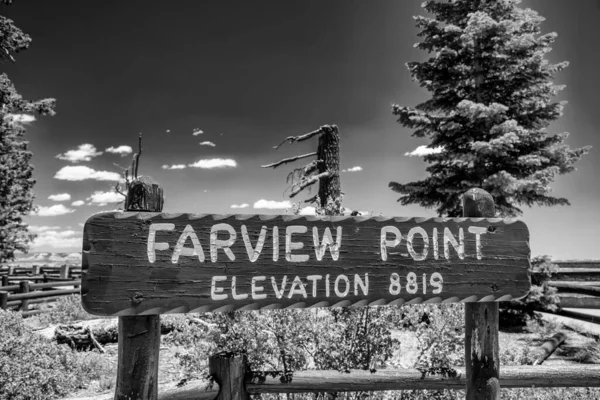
[407,227,429,261]
[241,225,267,262]
[325,274,330,297]
[306,275,322,297]
[430,272,443,294]
[432,227,439,260]
[231,276,248,300]
[272,226,279,261]
[443,227,464,260]
[147,223,174,263]
[211,276,227,300]
[210,223,237,262]
[380,226,401,261]
[251,276,267,299]
[468,226,487,260]
[334,274,350,297]
[271,276,288,299]
[312,226,342,261]
[288,276,308,298]
[286,225,309,262]
[171,224,205,264]
[354,273,369,296]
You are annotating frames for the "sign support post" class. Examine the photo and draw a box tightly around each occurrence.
[463,188,500,400]
[114,176,163,400]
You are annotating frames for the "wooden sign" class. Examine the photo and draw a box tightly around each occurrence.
[81,212,531,316]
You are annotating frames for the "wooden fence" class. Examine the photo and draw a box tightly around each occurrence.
[0,264,81,316]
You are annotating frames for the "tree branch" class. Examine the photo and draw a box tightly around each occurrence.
[134,133,142,179]
[290,171,330,198]
[273,127,324,149]
[261,152,317,169]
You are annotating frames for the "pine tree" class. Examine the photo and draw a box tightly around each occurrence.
[0,5,55,264]
[389,0,590,217]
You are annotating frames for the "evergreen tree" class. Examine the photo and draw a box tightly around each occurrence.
[389,0,590,217]
[0,4,55,264]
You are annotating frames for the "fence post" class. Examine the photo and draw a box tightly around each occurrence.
[463,188,500,400]
[19,280,30,312]
[209,352,250,400]
[0,291,7,310]
[1,275,8,287]
[114,176,163,400]
[60,265,70,279]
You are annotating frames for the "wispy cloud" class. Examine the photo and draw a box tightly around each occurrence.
[71,200,85,207]
[231,203,249,209]
[5,113,36,124]
[162,164,187,170]
[188,158,237,169]
[56,144,103,163]
[87,191,125,206]
[28,225,61,233]
[199,141,216,147]
[105,145,133,156]
[298,206,316,215]
[48,193,71,202]
[405,145,444,157]
[193,128,203,136]
[33,204,76,216]
[30,229,81,249]
[54,166,121,181]
[342,166,363,172]
[253,199,291,209]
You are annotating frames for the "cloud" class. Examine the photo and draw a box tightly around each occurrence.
[56,144,103,163]
[162,164,187,170]
[28,225,61,233]
[298,206,316,215]
[30,229,81,249]
[342,166,363,172]
[71,200,85,206]
[405,145,444,157]
[54,166,121,181]
[33,204,76,216]
[253,199,292,209]
[48,193,71,202]
[87,191,125,206]
[231,203,250,209]
[192,128,203,136]
[199,141,216,147]
[105,145,133,156]
[5,114,36,124]
[188,158,237,169]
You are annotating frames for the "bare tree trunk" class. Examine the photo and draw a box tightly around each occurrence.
[317,125,341,209]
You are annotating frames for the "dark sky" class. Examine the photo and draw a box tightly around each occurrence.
[4,0,599,259]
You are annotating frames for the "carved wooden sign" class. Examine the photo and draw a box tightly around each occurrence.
[81,212,531,316]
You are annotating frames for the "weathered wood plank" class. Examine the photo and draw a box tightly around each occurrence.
[244,366,600,393]
[558,294,600,309]
[82,213,531,316]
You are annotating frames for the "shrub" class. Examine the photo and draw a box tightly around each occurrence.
[500,255,561,328]
[0,309,86,399]
[36,294,99,326]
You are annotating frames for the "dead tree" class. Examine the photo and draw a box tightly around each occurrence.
[262,125,341,212]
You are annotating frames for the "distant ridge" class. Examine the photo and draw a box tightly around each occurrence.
[6,252,82,267]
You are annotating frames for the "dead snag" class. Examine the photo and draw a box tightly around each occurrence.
[263,125,341,210]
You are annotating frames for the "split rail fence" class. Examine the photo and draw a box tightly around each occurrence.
[0,264,81,317]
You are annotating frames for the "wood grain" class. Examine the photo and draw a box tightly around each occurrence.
[81,213,531,316]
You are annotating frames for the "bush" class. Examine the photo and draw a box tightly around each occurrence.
[0,309,87,399]
[500,255,561,328]
[36,294,100,326]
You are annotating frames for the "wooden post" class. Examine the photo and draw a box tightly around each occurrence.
[60,264,70,279]
[316,125,341,209]
[1,275,8,287]
[463,188,500,400]
[209,353,250,400]
[114,176,163,400]
[0,291,7,310]
[19,280,30,312]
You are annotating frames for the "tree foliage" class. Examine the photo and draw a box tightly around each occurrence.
[390,0,590,217]
[0,4,55,264]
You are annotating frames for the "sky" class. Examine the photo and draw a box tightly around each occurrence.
[3,0,600,260]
